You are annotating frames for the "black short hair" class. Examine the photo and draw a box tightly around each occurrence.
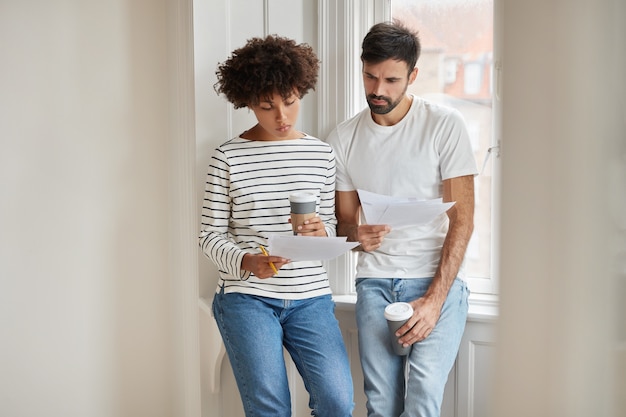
[361,21,421,75]
[214,35,319,109]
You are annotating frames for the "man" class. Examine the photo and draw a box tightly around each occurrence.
[326,21,478,417]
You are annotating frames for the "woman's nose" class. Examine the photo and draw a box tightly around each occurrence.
[275,106,287,121]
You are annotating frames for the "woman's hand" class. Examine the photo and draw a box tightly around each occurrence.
[290,216,328,236]
[242,253,290,279]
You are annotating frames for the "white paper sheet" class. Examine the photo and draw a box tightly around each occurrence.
[358,189,455,228]
[267,235,360,262]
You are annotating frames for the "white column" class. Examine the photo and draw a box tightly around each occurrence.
[493,1,625,416]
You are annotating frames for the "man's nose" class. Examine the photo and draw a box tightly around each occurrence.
[371,80,385,97]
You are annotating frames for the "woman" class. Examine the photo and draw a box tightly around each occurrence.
[199,35,354,417]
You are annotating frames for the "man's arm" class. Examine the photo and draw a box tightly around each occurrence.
[397,174,475,345]
[335,190,390,251]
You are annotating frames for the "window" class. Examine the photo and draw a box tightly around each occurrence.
[392,0,499,295]
[318,0,500,298]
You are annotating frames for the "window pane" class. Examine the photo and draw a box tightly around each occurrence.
[392,0,494,281]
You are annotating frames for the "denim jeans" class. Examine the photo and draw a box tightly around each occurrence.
[355,278,469,417]
[212,291,354,417]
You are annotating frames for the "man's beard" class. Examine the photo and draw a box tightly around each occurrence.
[366,93,403,115]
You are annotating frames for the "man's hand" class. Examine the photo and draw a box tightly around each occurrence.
[335,190,391,250]
[356,224,391,251]
[395,295,445,346]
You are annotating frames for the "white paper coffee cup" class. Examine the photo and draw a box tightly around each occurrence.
[289,192,317,234]
[384,302,414,355]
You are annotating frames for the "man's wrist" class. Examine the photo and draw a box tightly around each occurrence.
[347,224,360,243]
[338,223,358,241]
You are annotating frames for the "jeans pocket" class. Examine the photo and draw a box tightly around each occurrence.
[211,293,222,321]
[460,279,470,308]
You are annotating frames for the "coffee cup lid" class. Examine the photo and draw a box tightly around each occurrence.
[384,302,413,321]
[289,192,317,203]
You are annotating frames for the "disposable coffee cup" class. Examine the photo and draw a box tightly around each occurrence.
[384,302,414,356]
[289,192,317,235]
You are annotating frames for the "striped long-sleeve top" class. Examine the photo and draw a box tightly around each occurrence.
[199,135,337,300]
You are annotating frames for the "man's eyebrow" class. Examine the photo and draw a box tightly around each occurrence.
[363,71,401,81]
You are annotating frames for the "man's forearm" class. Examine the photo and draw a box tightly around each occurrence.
[336,221,365,251]
[337,221,358,241]
[425,175,475,304]
[426,216,473,305]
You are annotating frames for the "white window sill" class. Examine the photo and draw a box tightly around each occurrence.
[333,292,498,323]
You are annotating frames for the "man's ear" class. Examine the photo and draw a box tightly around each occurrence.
[409,67,419,84]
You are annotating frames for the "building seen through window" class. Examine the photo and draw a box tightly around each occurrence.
[392,0,495,287]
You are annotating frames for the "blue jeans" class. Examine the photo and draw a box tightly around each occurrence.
[212,291,354,417]
[355,278,469,417]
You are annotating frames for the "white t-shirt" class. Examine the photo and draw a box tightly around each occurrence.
[326,95,478,279]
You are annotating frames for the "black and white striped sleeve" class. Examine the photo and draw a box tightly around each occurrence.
[198,148,250,280]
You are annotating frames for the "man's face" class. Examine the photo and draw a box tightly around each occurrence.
[362,59,416,115]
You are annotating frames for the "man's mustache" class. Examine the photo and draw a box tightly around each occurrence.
[367,94,390,102]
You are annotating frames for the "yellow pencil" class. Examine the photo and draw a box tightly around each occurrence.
[259,245,278,274]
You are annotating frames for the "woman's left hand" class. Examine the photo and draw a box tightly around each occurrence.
[291,216,327,237]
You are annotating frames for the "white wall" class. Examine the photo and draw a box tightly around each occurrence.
[0,1,198,416]
[493,1,625,416]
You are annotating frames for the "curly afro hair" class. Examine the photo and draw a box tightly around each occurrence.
[214,35,320,109]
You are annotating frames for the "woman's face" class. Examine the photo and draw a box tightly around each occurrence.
[249,90,302,140]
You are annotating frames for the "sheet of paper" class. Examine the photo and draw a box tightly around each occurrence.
[267,235,359,262]
[358,189,455,228]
